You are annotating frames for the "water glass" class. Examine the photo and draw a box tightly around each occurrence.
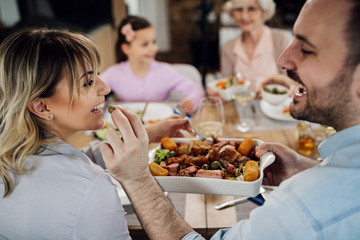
[196,96,225,138]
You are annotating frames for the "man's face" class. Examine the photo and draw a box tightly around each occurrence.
[278,0,356,130]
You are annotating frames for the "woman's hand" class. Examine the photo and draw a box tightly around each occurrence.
[180,99,194,114]
[255,142,320,186]
[100,106,149,183]
[146,115,193,143]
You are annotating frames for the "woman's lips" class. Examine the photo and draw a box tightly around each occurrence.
[240,21,252,27]
[91,103,104,113]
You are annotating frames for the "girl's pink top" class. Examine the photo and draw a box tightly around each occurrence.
[101,61,204,110]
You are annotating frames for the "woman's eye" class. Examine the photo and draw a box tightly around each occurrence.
[248,7,258,12]
[83,79,94,87]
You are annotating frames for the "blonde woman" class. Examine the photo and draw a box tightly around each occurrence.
[221,0,293,90]
[0,28,190,239]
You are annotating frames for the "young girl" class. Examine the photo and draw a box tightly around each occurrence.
[100,16,204,114]
[0,28,190,239]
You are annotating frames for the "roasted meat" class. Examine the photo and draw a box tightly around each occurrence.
[219,145,240,164]
[189,140,211,156]
[195,169,224,179]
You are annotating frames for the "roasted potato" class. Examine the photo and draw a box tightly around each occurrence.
[161,137,177,151]
[238,138,254,156]
[243,160,259,181]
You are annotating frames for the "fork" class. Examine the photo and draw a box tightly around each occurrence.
[174,104,212,143]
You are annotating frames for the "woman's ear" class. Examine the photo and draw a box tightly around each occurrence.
[27,99,53,120]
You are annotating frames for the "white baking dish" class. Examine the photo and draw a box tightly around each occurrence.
[148,138,275,197]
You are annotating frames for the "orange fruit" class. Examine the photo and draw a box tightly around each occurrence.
[149,162,169,176]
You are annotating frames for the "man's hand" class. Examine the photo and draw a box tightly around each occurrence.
[99,107,194,240]
[256,142,320,186]
[100,106,149,183]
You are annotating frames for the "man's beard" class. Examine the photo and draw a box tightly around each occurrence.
[288,68,354,130]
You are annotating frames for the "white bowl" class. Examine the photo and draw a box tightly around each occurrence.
[207,78,249,101]
[261,84,289,105]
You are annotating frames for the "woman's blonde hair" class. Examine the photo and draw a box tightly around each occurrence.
[0,28,101,197]
[224,0,276,21]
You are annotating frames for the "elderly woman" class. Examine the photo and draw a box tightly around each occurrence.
[221,0,293,90]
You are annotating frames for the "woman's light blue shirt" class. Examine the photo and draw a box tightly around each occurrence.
[0,141,130,240]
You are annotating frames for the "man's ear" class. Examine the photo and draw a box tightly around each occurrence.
[27,99,51,120]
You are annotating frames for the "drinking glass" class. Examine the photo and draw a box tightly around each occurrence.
[196,96,225,138]
[233,77,256,132]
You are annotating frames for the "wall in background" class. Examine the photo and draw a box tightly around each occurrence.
[0,0,21,27]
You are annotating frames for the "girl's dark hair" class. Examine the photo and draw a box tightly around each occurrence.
[115,16,151,63]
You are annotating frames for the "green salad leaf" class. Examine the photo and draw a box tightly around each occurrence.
[154,149,170,164]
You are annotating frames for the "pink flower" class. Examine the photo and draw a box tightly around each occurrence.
[121,23,136,42]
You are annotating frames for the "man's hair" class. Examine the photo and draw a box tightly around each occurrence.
[344,0,360,68]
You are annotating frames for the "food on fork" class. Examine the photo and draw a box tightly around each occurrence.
[108,105,116,113]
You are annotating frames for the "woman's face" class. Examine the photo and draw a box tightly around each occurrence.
[231,0,265,33]
[125,26,158,66]
[44,62,111,140]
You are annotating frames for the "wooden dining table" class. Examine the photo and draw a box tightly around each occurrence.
[68,99,320,240]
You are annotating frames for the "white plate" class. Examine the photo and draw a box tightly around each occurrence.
[148,138,275,197]
[104,102,174,124]
[260,98,296,121]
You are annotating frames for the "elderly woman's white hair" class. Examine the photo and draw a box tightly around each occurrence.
[224,0,276,21]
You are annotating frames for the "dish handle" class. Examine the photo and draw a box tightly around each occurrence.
[259,152,275,171]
